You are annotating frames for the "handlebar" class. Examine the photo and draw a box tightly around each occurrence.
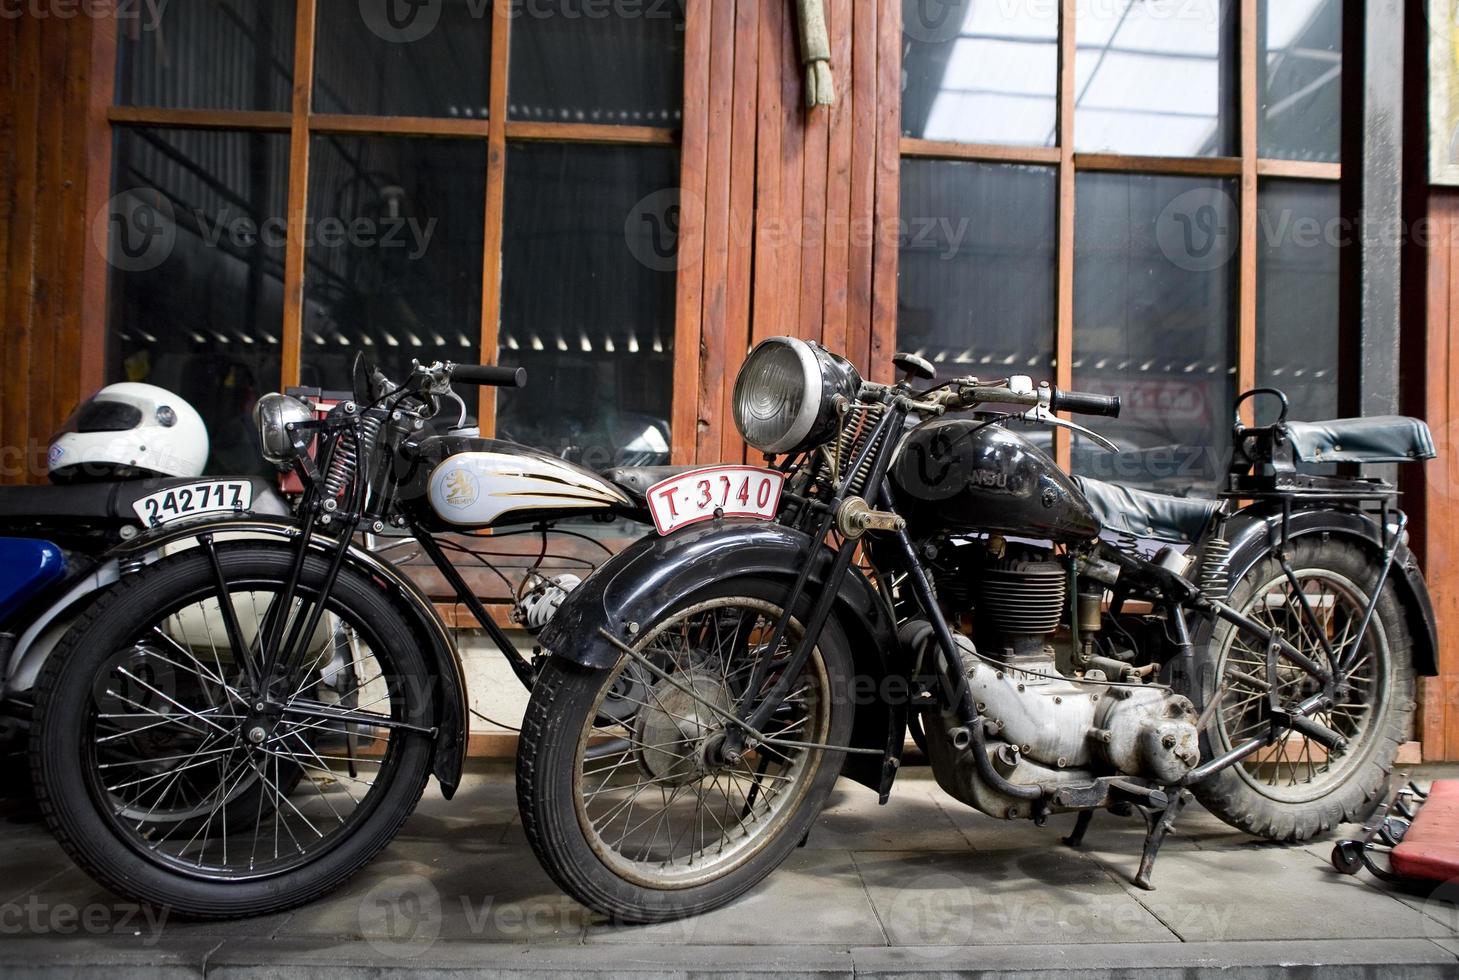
[1049,387,1121,419]
[452,364,527,388]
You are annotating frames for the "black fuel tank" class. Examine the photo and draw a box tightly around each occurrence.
[889,419,1099,543]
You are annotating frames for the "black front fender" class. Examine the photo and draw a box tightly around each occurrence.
[110,516,470,797]
[539,519,907,795]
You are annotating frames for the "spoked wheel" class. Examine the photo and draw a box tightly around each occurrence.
[517,578,853,923]
[1188,539,1414,841]
[31,542,434,918]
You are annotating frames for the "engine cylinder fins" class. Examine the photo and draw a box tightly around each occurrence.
[979,559,1067,636]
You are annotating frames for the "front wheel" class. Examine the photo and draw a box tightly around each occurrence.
[516,578,854,923]
[30,542,435,918]
[1184,538,1415,842]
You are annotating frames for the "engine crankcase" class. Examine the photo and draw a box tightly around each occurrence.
[924,634,1201,819]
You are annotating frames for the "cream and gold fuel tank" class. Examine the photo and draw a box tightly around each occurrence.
[401,435,635,530]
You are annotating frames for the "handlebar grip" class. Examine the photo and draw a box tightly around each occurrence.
[1050,387,1121,419]
[452,364,527,388]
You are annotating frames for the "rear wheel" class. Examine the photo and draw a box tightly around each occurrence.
[30,543,434,918]
[516,578,854,923]
[1186,539,1414,841]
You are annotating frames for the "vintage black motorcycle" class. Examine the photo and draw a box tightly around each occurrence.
[517,337,1439,923]
[29,358,670,918]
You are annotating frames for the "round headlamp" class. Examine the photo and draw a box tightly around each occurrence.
[254,393,314,466]
[732,337,862,455]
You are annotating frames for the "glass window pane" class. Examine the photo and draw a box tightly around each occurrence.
[301,136,487,392]
[116,0,294,112]
[901,0,1058,146]
[1257,180,1341,422]
[508,0,685,126]
[1259,0,1342,163]
[104,128,290,476]
[498,143,679,469]
[1075,0,1238,157]
[313,0,491,118]
[897,160,1056,386]
[1073,173,1238,493]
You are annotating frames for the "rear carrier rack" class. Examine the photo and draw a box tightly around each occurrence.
[1223,388,1435,502]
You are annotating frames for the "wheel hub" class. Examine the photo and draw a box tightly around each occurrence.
[633,670,733,786]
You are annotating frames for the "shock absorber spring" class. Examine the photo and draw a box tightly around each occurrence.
[1198,534,1232,601]
[322,414,382,501]
[834,405,886,496]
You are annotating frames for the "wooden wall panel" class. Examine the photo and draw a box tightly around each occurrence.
[1421,191,1459,759]
[677,0,902,467]
[1,13,102,486]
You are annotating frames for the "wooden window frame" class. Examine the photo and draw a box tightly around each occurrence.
[86,0,686,444]
[897,0,1344,469]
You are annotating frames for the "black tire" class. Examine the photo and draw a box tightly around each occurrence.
[1183,538,1415,842]
[517,577,855,923]
[29,542,434,918]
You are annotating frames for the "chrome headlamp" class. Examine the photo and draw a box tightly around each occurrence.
[731,337,862,455]
[254,393,314,466]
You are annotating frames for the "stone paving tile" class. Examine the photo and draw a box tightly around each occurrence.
[805,780,972,852]
[1084,832,1447,942]
[278,839,590,945]
[1430,936,1459,959]
[4,865,290,941]
[583,848,884,946]
[852,848,1178,947]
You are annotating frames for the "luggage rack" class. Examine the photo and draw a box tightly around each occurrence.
[1222,388,1433,503]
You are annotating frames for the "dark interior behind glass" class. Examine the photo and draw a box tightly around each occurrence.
[313,0,492,118]
[508,0,684,126]
[116,0,295,112]
[104,127,289,477]
[1257,180,1342,424]
[897,159,1057,384]
[300,135,488,403]
[498,142,679,470]
[1072,172,1239,495]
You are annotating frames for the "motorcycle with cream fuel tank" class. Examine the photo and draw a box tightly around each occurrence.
[516,337,1439,923]
[28,357,678,918]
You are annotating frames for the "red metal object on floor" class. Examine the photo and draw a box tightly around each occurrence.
[1389,780,1459,880]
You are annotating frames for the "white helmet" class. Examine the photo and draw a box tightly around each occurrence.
[49,383,209,481]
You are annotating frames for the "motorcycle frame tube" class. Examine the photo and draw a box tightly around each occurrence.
[411,523,537,689]
[735,404,903,735]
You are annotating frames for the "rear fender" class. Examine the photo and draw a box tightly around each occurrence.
[10,517,469,796]
[539,519,907,794]
[1213,505,1438,677]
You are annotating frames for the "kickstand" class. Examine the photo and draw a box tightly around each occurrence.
[1133,789,1191,891]
[1064,810,1094,848]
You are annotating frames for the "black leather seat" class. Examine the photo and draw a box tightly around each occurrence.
[602,466,698,507]
[0,477,289,523]
[1073,476,1220,545]
[1284,416,1436,465]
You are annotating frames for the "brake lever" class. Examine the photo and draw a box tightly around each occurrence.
[1020,403,1121,453]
